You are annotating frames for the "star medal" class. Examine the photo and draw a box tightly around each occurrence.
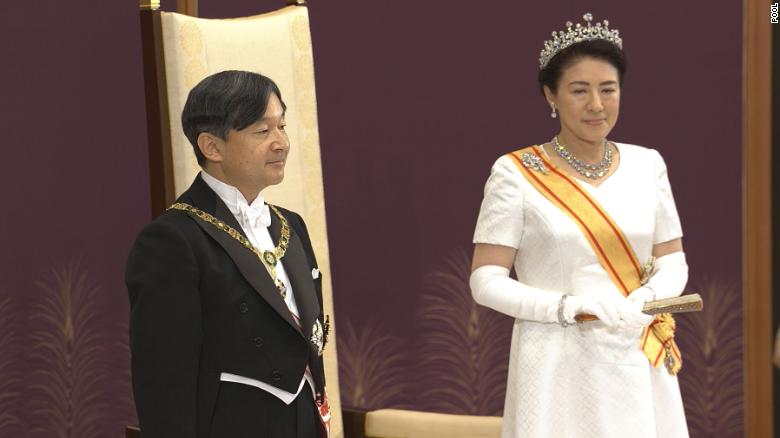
[311,319,324,356]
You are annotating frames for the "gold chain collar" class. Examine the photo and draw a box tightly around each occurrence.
[168,202,292,298]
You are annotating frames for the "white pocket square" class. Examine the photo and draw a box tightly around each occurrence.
[311,268,320,279]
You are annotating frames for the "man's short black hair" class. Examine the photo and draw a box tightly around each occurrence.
[181,70,287,166]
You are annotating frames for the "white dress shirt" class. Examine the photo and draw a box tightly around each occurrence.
[200,170,313,405]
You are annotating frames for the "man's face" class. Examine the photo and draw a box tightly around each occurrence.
[217,93,289,195]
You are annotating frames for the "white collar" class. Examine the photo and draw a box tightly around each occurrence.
[200,170,267,216]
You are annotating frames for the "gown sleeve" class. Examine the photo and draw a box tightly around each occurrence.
[473,155,525,249]
[652,149,684,244]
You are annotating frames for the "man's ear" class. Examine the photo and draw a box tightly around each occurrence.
[197,132,223,163]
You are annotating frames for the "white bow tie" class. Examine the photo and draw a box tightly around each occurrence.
[237,203,272,228]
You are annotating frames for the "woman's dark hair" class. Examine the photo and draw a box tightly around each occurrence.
[181,70,287,165]
[538,39,626,95]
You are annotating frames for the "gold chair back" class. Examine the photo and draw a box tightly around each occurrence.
[141,5,343,436]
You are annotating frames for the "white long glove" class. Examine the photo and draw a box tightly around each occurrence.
[626,251,689,305]
[644,251,688,300]
[470,265,649,328]
[469,265,560,323]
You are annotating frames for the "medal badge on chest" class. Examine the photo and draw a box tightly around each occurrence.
[311,318,324,356]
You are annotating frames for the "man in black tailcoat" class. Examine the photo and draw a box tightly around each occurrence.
[127,70,329,437]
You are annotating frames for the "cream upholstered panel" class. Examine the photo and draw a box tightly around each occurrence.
[159,7,342,437]
[365,410,502,438]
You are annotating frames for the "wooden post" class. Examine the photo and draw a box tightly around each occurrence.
[139,5,175,217]
[177,0,198,16]
[744,0,773,436]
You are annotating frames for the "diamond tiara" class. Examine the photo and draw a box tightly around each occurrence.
[539,12,622,70]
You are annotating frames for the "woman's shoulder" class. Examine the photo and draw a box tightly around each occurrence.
[478,148,535,193]
[614,141,656,154]
[489,149,523,173]
[614,141,665,163]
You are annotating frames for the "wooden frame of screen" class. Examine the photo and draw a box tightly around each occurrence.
[139,6,176,217]
[744,0,773,436]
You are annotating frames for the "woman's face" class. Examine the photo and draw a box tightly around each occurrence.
[546,57,620,144]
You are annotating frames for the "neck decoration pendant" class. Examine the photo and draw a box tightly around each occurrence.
[262,205,291,298]
[168,202,291,299]
[552,136,613,180]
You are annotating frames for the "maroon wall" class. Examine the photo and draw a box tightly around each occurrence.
[0,1,149,435]
[0,1,743,436]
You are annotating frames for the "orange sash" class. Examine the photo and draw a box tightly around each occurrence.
[507,145,682,374]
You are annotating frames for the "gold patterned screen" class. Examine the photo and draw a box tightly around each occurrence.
[159,7,342,436]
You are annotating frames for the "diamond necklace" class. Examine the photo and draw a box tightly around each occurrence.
[552,136,613,180]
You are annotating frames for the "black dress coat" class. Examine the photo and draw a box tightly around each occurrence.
[126,174,326,437]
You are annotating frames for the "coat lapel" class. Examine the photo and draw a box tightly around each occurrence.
[178,175,303,337]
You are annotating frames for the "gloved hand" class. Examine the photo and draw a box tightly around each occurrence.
[563,295,621,327]
[622,287,655,328]
[627,286,654,307]
[564,293,653,328]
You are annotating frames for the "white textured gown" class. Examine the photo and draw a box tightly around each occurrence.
[473,143,689,438]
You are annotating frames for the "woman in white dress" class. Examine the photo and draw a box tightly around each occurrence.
[469,13,690,438]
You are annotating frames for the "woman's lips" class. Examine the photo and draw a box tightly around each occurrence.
[584,119,605,126]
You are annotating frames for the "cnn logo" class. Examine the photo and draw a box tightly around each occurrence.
[773,3,779,23]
